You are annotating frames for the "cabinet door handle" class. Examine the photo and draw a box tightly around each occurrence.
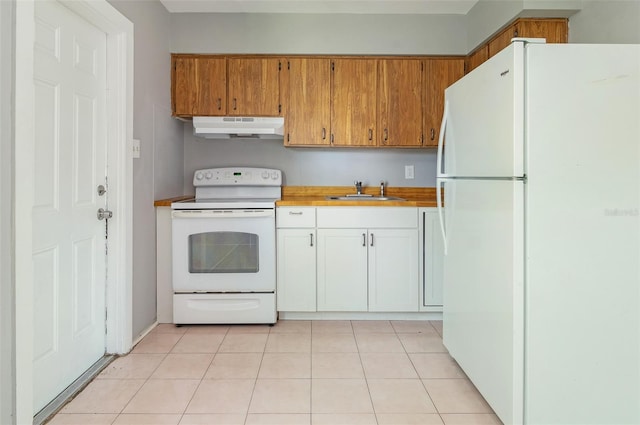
[310,233,314,247]
[233,98,237,110]
[430,128,435,141]
[368,129,373,141]
[322,127,326,140]
[362,233,366,247]
[370,233,374,247]
[217,98,222,110]
[384,128,388,142]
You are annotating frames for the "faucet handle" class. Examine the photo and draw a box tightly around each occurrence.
[354,180,363,195]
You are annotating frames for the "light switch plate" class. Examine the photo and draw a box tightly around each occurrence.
[132,139,140,159]
[405,165,414,179]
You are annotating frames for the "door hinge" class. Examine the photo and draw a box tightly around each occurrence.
[331,62,335,72]
[278,61,282,71]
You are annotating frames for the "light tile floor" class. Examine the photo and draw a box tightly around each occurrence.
[47,320,502,425]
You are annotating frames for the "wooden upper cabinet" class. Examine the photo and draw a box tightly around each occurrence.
[424,58,464,148]
[378,59,423,147]
[489,18,569,57]
[465,45,488,75]
[281,58,331,146]
[227,58,281,116]
[331,59,377,147]
[173,56,226,117]
[517,18,568,43]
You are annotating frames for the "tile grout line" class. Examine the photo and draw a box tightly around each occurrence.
[352,320,381,425]
[176,327,224,424]
[112,330,176,421]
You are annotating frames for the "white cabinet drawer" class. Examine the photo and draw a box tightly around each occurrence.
[277,207,316,228]
[317,207,418,228]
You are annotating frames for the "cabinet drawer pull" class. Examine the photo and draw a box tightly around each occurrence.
[362,233,366,247]
[310,233,314,247]
[217,98,222,110]
[370,233,374,247]
[430,128,435,141]
[322,127,326,140]
[384,128,388,142]
[368,129,373,141]
[233,98,237,110]
[288,211,303,215]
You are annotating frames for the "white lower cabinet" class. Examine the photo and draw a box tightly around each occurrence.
[419,208,444,310]
[276,228,316,311]
[368,228,419,312]
[316,207,420,313]
[276,207,317,311]
[317,228,369,311]
[277,206,423,313]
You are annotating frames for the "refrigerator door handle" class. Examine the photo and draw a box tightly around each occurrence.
[436,100,449,178]
[436,178,448,255]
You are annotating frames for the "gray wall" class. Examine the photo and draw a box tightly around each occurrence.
[109,0,183,339]
[569,0,640,43]
[183,131,436,194]
[0,1,15,423]
[170,13,468,55]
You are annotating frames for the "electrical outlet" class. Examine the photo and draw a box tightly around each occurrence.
[132,139,141,159]
[405,165,414,179]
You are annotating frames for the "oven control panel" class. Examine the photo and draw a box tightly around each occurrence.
[193,167,282,187]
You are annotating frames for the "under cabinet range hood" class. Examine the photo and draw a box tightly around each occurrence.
[193,116,284,139]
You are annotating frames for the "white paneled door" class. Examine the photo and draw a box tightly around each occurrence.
[32,0,108,413]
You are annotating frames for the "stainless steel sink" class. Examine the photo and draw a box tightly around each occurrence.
[325,195,406,201]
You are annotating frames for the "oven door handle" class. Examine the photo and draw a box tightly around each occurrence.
[172,210,275,219]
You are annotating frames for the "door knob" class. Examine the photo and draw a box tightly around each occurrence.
[97,208,113,220]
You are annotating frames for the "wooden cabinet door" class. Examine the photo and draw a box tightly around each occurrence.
[517,18,568,43]
[281,58,331,146]
[465,45,489,74]
[173,56,226,116]
[228,58,280,116]
[489,18,568,58]
[488,24,516,58]
[378,59,423,147]
[424,58,465,148]
[331,59,377,147]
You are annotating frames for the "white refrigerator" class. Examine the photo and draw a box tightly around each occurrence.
[436,39,639,425]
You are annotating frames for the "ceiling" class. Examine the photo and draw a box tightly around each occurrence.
[159,0,480,15]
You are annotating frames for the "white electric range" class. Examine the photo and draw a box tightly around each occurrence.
[171,167,282,324]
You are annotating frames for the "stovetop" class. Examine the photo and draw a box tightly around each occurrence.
[171,197,279,210]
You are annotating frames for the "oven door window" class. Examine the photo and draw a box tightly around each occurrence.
[189,231,259,273]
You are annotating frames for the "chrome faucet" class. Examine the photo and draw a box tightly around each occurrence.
[380,181,385,197]
[354,181,363,195]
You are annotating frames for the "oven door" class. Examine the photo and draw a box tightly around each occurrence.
[172,209,276,292]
